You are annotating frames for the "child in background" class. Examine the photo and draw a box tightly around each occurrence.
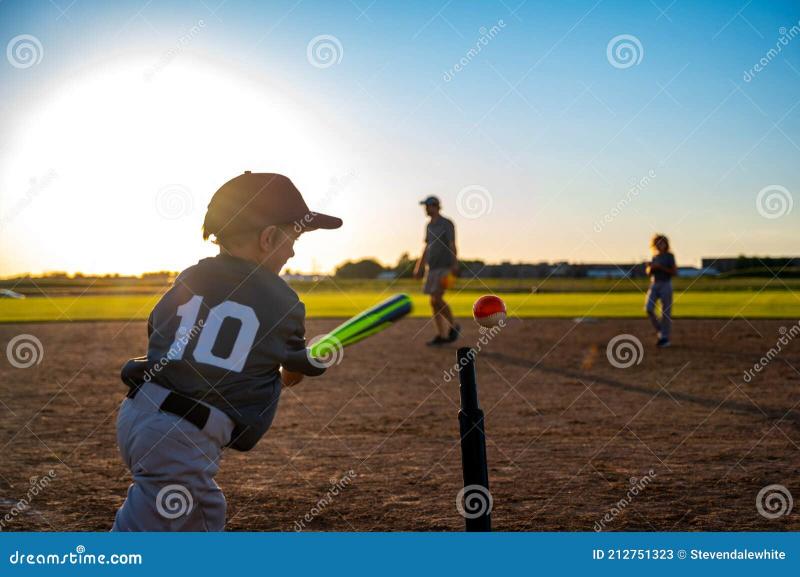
[645,234,677,348]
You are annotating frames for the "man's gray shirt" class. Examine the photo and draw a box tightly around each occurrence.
[425,216,456,269]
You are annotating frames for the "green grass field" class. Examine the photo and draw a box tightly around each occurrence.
[1,289,798,322]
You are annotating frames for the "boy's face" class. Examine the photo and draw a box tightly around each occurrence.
[258,225,300,274]
[655,239,668,253]
[424,203,440,218]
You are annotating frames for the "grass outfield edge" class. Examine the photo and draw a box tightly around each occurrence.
[1,290,797,322]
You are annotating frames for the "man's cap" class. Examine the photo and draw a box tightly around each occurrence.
[419,195,441,206]
[203,172,342,239]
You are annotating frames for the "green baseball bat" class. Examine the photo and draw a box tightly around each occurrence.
[309,293,413,358]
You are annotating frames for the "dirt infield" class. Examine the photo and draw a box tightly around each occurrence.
[1,318,798,531]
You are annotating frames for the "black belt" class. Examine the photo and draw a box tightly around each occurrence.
[129,384,211,431]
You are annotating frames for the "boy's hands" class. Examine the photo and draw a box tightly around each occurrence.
[281,367,304,387]
[282,349,327,376]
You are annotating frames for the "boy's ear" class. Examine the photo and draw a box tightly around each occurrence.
[258,225,278,252]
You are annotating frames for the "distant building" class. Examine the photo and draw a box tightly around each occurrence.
[677,267,718,277]
[420,256,798,280]
[701,258,739,273]
[701,257,800,274]
[458,260,647,279]
[586,268,631,279]
[582,263,646,278]
[549,262,573,277]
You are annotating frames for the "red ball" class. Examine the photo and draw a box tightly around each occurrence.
[472,295,507,327]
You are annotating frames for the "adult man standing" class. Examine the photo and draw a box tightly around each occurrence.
[414,196,460,346]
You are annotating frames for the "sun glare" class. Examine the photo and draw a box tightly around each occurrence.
[1,56,347,276]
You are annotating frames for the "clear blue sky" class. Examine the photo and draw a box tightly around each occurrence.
[0,0,798,275]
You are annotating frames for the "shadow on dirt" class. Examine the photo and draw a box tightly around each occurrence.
[481,351,800,427]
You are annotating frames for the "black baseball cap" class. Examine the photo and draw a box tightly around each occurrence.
[419,195,441,206]
[203,172,342,239]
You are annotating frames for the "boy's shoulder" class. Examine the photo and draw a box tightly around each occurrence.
[174,254,299,306]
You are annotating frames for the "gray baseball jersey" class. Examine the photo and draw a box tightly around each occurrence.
[425,216,456,269]
[138,253,317,450]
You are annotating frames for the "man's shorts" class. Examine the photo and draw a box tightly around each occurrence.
[423,267,450,295]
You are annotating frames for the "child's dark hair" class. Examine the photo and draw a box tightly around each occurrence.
[203,221,295,250]
[202,219,258,250]
[650,233,670,252]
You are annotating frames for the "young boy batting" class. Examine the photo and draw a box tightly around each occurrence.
[112,171,341,531]
[413,196,460,346]
[645,233,677,348]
